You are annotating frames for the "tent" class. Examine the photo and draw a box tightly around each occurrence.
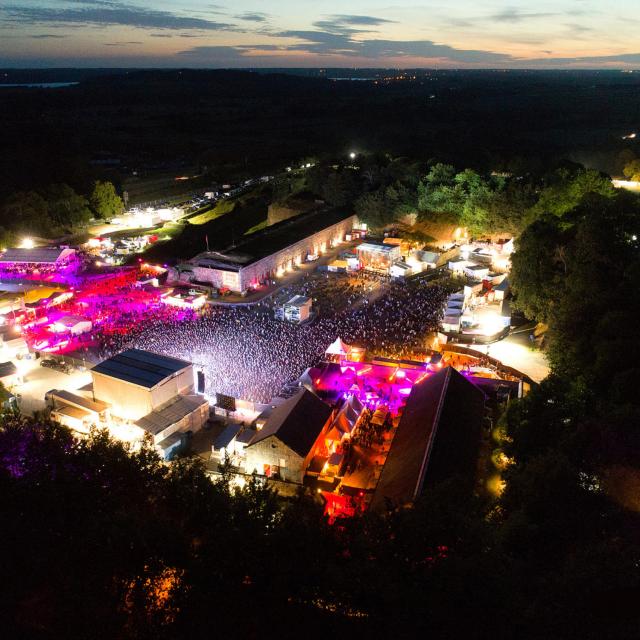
[325,338,351,357]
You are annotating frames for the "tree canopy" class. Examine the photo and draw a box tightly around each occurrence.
[90,180,125,219]
[623,158,640,182]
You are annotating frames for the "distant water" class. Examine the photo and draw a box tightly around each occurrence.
[0,82,79,88]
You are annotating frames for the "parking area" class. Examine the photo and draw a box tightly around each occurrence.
[12,357,92,415]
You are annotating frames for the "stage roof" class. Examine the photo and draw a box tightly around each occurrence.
[92,349,192,388]
[0,247,73,264]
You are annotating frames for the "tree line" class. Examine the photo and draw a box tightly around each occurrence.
[291,154,618,239]
[0,181,124,246]
[355,156,615,235]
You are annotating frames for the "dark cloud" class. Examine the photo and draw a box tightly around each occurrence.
[235,12,268,23]
[176,38,640,70]
[309,14,394,37]
[537,52,640,65]
[29,33,67,39]
[332,15,395,26]
[1,2,233,31]
[177,39,514,66]
[176,45,249,64]
[357,40,513,64]
[279,29,358,53]
[103,40,142,46]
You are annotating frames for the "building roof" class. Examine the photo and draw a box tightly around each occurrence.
[213,423,243,450]
[371,367,485,511]
[235,429,256,445]
[356,242,398,253]
[0,361,18,378]
[92,349,192,388]
[156,430,184,451]
[193,208,355,270]
[285,295,311,307]
[135,394,208,436]
[248,388,332,457]
[54,315,90,327]
[0,247,74,264]
[421,250,440,263]
[467,264,489,271]
[48,389,110,414]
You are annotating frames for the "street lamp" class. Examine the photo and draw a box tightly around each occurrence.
[349,152,356,160]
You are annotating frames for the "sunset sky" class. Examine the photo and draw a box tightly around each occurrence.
[1,1,639,68]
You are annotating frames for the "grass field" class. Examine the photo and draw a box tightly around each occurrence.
[243,219,268,235]
[189,199,236,225]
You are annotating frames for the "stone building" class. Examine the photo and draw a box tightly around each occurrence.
[176,209,357,294]
[244,388,333,483]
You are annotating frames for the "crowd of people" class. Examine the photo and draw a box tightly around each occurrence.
[97,275,449,403]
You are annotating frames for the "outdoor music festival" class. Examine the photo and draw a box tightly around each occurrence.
[0,238,527,517]
[0,246,458,403]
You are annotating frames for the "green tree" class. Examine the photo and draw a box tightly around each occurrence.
[46,183,91,228]
[510,214,567,323]
[90,180,124,219]
[321,170,356,207]
[425,162,456,187]
[623,158,640,181]
[355,191,390,228]
[530,168,616,219]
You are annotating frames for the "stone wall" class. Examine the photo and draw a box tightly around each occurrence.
[189,214,357,293]
[236,214,357,291]
[244,435,305,483]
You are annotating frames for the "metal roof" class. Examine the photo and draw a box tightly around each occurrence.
[356,242,398,253]
[285,295,311,307]
[92,349,192,388]
[213,423,243,450]
[0,247,73,264]
[135,395,208,435]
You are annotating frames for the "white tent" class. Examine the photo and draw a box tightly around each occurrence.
[325,337,351,356]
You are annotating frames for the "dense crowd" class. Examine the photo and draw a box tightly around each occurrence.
[99,277,448,403]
